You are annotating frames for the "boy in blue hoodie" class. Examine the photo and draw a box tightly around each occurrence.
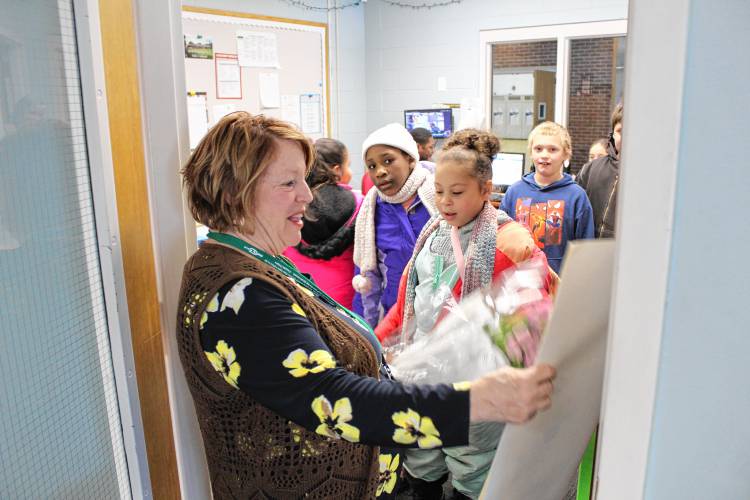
[501,122,594,274]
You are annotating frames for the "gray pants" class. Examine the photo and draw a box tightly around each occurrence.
[404,422,504,499]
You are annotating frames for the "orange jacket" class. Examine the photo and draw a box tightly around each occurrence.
[374,220,557,342]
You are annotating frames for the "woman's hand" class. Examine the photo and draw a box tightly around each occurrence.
[468,364,556,424]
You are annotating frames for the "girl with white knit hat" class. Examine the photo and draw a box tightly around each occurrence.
[352,123,438,328]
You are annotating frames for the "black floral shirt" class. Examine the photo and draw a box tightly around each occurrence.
[199,276,471,498]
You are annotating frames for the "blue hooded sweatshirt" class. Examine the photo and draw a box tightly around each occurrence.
[501,173,594,274]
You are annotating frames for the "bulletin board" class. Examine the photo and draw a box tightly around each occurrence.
[181,7,330,148]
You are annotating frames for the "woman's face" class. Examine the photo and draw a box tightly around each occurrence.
[250,139,313,254]
[364,145,415,196]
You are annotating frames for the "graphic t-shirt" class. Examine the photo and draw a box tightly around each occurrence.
[501,173,594,273]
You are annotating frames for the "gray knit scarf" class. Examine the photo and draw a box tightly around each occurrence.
[400,202,512,344]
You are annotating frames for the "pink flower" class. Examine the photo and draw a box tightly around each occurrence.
[504,332,524,366]
[512,325,539,366]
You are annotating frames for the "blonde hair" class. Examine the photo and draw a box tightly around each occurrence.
[181,112,314,233]
[438,128,500,183]
[527,121,572,158]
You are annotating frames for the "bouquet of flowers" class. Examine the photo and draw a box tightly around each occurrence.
[388,259,554,384]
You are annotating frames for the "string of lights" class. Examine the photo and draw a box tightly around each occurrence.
[279,0,462,11]
[380,0,462,8]
[279,0,362,11]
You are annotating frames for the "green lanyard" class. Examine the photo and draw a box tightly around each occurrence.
[207,231,378,343]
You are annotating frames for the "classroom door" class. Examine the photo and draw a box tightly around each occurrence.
[533,70,556,127]
[0,1,133,497]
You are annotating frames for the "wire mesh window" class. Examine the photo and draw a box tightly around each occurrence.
[0,1,131,498]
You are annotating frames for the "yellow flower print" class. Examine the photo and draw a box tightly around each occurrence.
[392,409,442,448]
[291,303,306,317]
[282,349,335,377]
[220,277,253,314]
[290,424,302,443]
[311,396,360,442]
[184,291,210,327]
[204,340,241,389]
[294,281,315,297]
[199,293,220,330]
[452,381,472,392]
[376,453,400,497]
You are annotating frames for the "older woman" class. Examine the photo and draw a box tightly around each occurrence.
[177,112,555,499]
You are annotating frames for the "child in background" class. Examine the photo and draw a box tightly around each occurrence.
[376,129,556,499]
[410,126,437,162]
[360,169,375,195]
[352,123,438,328]
[577,103,623,238]
[360,130,435,194]
[588,137,609,162]
[501,122,594,274]
[283,138,362,309]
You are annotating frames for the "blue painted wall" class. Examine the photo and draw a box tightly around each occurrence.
[644,1,750,498]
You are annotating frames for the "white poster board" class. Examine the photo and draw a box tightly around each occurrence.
[482,240,616,500]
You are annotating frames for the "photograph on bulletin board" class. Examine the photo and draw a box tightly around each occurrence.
[184,33,213,59]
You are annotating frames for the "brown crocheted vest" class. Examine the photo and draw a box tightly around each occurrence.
[176,244,380,499]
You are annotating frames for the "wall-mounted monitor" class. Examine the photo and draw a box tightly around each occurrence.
[404,108,453,139]
[492,152,525,187]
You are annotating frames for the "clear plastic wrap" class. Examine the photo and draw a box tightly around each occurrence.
[388,259,553,385]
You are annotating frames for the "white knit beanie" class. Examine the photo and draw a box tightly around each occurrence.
[361,123,420,164]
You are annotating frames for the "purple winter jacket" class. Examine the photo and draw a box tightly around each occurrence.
[352,195,433,328]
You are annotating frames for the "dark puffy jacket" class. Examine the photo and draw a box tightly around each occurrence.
[577,141,619,238]
[283,183,362,309]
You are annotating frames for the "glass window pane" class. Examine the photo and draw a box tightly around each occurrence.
[567,36,627,174]
[0,1,130,498]
[491,40,557,175]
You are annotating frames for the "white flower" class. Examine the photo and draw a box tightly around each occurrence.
[220,277,253,314]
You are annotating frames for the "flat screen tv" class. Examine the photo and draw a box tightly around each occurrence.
[491,152,525,187]
[404,108,453,139]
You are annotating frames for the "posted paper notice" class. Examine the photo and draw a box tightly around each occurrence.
[236,31,279,68]
[215,53,241,99]
[281,94,301,127]
[211,104,236,127]
[259,73,280,109]
[187,92,208,149]
[300,93,322,134]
